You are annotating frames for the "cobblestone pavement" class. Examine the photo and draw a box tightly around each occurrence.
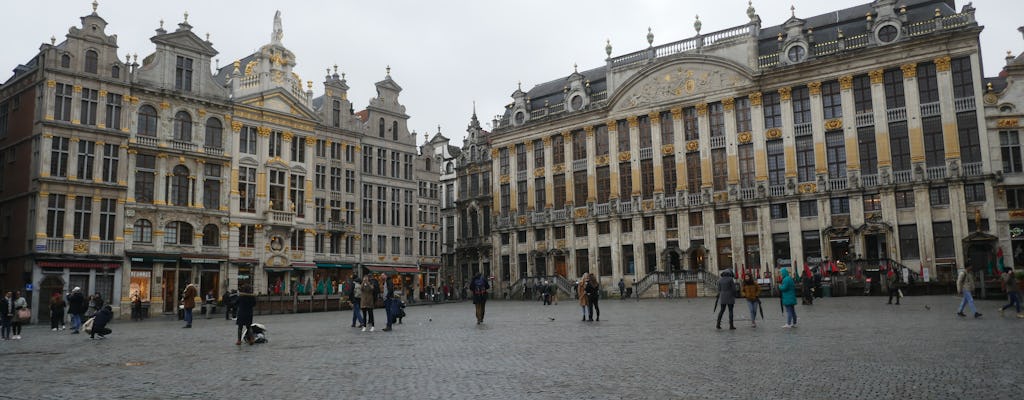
[1,295,1022,399]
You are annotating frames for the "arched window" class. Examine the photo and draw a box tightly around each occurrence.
[170,165,190,206]
[446,162,454,174]
[202,224,219,247]
[173,111,192,141]
[204,118,222,149]
[133,219,152,243]
[178,222,194,245]
[378,118,385,138]
[392,121,399,140]
[60,54,71,68]
[137,105,158,137]
[84,50,98,74]
[111,65,120,79]
[425,157,432,171]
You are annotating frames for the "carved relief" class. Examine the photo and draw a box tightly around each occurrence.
[491,148,499,157]
[618,151,632,162]
[584,126,594,137]
[839,76,853,90]
[661,144,674,155]
[869,69,884,84]
[737,132,752,144]
[642,200,654,211]
[596,155,609,166]
[533,167,545,177]
[574,208,588,218]
[499,175,510,184]
[807,81,822,95]
[648,112,660,123]
[934,56,951,72]
[627,116,638,128]
[619,66,753,110]
[778,87,792,101]
[686,140,699,152]
[765,128,783,140]
[722,97,735,112]
[749,91,762,106]
[825,119,843,131]
[553,164,565,173]
[900,63,917,78]
[518,216,527,225]
[997,118,1020,128]
[696,103,708,116]
[799,182,818,193]
[671,107,682,119]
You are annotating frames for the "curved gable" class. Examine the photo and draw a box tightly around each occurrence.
[609,55,755,114]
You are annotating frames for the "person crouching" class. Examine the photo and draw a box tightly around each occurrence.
[91,305,113,339]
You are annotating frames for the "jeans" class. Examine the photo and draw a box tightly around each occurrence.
[51,310,64,329]
[183,308,193,326]
[959,290,977,314]
[0,317,10,339]
[747,300,758,322]
[351,298,365,326]
[716,304,734,327]
[784,305,797,326]
[361,308,375,327]
[1001,292,1021,313]
[70,313,82,332]
[383,299,395,328]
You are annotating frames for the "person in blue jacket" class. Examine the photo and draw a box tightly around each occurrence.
[779,268,798,328]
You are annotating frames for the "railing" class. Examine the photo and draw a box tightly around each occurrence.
[639,147,653,160]
[845,33,870,49]
[812,40,841,57]
[203,145,223,154]
[828,177,848,191]
[758,53,779,69]
[664,195,677,208]
[855,112,874,127]
[926,165,946,180]
[171,140,196,152]
[703,25,751,46]
[742,222,759,233]
[516,170,527,181]
[962,162,983,176]
[618,201,633,214]
[595,203,609,216]
[905,19,936,36]
[267,210,294,224]
[240,74,260,88]
[136,136,158,147]
[920,101,941,117]
[708,136,725,149]
[955,97,976,112]
[861,174,878,188]
[572,159,587,171]
[769,185,785,197]
[690,226,704,238]
[551,209,566,221]
[46,238,64,252]
[941,12,972,28]
[794,123,813,136]
[529,108,547,119]
[98,240,115,255]
[634,272,661,299]
[893,169,913,184]
[498,216,511,226]
[739,187,756,200]
[531,211,547,223]
[886,107,907,122]
[327,221,351,231]
[687,193,702,205]
[716,224,730,236]
[610,23,751,68]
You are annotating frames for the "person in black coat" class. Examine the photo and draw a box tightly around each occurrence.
[381,274,397,332]
[66,287,87,334]
[90,305,113,339]
[225,289,239,320]
[235,286,257,345]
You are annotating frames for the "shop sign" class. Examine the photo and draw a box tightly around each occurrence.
[1010,225,1024,239]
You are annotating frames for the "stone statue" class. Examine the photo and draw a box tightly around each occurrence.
[271,11,283,44]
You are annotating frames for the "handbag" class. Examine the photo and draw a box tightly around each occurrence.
[17,308,31,321]
[82,316,95,334]
[897,289,904,299]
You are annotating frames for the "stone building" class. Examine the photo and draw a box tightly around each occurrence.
[485,0,993,296]
[453,111,494,291]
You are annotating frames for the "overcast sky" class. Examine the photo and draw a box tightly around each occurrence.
[3,1,1020,147]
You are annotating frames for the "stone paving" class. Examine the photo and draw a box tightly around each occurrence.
[1,294,1022,399]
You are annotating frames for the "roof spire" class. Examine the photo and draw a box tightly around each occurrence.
[647,27,654,46]
[184,11,189,23]
[791,5,796,18]
[386,65,391,76]
[271,10,283,44]
[694,16,702,34]
[605,39,612,58]
[92,0,98,13]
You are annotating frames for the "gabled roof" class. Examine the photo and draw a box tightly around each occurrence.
[151,29,218,57]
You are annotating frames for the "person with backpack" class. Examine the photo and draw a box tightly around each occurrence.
[470,273,490,324]
[90,305,113,339]
[779,268,798,328]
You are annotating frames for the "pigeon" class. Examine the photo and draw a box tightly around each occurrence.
[548,317,555,321]
[924,305,930,310]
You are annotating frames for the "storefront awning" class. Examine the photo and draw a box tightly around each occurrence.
[393,267,420,274]
[316,262,354,269]
[421,264,441,271]
[365,266,393,273]
[292,262,316,270]
[264,267,291,272]
[38,261,121,269]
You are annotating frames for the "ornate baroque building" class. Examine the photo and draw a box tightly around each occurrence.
[486,0,995,296]
[453,111,493,288]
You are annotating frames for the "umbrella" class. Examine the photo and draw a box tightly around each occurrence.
[757,298,765,320]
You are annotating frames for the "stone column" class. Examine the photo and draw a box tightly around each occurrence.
[68,137,80,180]
[40,135,53,178]
[723,98,739,189]
[154,154,168,205]
[507,144,517,213]
[543,136,553,209]
[670,108,686,196]
[839,76,860,175]
[525,139,536,211]
[696,104,712,191]
[194,159,205,209]
[778,87,797,188]
[562,132,572,207]
[650,112,664,195]
[628,116,640,200]
[125,150,137,202]
[585,126,596,203]
[607,121,620,201]
[869,69,892,171]
[934,56,960,160]
[749,93,767,185]
[902,63,925,173]
[808,81,827,182]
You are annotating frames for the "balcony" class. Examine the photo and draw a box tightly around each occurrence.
[828,177,848,191]
[664,196,678,208]
[687,193,702,206]
[265,210,295,225]
[886,107,907,122]
[98,240,116,255]
[855,112,874,127]
[551,209,566,221]
[769,185,785,197]
[327,220,352,232]
[742,222,759,233]
[794,123,813,136]
[954,97,975,112]
[962,162,983,176]
[595,203,610,216]
[710,136,726,149]
[171,140,197,152]
[639,147,654,160]
[926,165,947,180]
[498,215,511,226]
[136,136,158,147]
[893,169,913,184]
[920,102,941,117]
[531,211,548,223]
[689,226,704,238]
[716,224,731,236]
[739,187,756,200]
[618,201,633,214]
[572,159,587,171]
[45,238,64,252]
[861,174,878,188]
[203,145,223,155]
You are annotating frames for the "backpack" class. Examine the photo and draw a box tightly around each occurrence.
[472,278,487,295]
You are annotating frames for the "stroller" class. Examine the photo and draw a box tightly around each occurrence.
[245,323,269,344]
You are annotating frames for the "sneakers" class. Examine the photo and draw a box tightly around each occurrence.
[361,327,366,332]
[974,312,983,318]
[13,335,21,340]
[956,312,967,317]
[782,324,792,328]
[96,335,105,339]
[1017,314,1024,319]
[235,340,241,345]
[369,327,375,332]
[51,328,58,332]
[382,327,392,332]
[61,325,66,330]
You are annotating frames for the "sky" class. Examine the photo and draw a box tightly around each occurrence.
[2,1,1021,147]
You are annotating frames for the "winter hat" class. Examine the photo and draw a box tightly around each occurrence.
[73,287,81,292]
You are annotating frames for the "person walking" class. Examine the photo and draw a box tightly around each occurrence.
[181,283,197,328]
[0,291,12,340]
[345,276,365,328]
[779,268,798,328]
[12,290,27,339]
[234,285,256,345]
[586,275,601,321]
[204,290,216,319]
[130,290,143,321]
[577,273,590,321]
[470,273,490,324]
[716,269,737,330]
[225,289,239,320]
[90,305,113,339]
[1000,267,1022,318]
[380,274,397,332]
[618,278,626,300]
[49,290,66,331]
[66,287,86,334]
[741,274,760,328]
[957,266,982,318]
[886,268,901,305]
[359,275,376,332]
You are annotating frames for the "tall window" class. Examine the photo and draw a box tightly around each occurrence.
[239,126,257,154]
[792,86,811,125]
[553,174,565,208]
[917,63,939,104]
[708,103,724,137]
[202,224,219,247]
[821,81,842,119]
[291,135,305,162]
[663,155,678,192]
[619,163,632,199]
[392,121,399,141]
[923,116,944,167]
[105,93,122,130]
[268,131,283,158]
[767,139,785,186]
[595,166,609,204]
[825,131,846,178]
[72,196,92,239]
[763,92,782,129]
[84,50,98,74]
[795,136,815,183]
[173,111,192,142]
[898,224,919,259]
[534,139,545,167]
[137,105,158,136]
[617,119,630,151]
[239,225,256,248]
[890,121,911,171]
[100,144,117,183]
[711,149,726,191]
[54,83,72,121]
[500,184,510,213]
[853,75,873,114]
[329,167,342,191]
[830,197,850,215]
[660,111,674,145]
[238,166,256,213]
[499,147,509,174]
[205,118,222,149]
[315,165,326,190]
[51,137,70,177]
[46,194,66,238]
[332,100,341,128]
[551,134,565,165]
[1001,131,1023,173]
[858,127,877,175]
[203,164,221,210]
[76,140,95,180]
[526,178,537,210]
[571,131,586,161]
[175,56,193,92]
[378,118,385,138]
[535,177,546,208]
[958,112,982,164]
[933,222,954,258]
[132,219,152,243]
[268,170,285,211]
[345,170,355,193]
[170,165,190,206]
[738,144,754,188]
[99,198,116,241]
[686,152,701,190]
[951,57,974,98]
[683,107,699,140]
[734,97,751,133]
[80,88,98,126]
[60,54,71,68]
[640,159,654,199]
[290,174,305,217]
[134,154,155,203]
[638,115,652,148]
[884,69,905,109]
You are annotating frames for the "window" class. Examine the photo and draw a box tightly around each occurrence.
[792,86,811,125]
[853,75,872,114]
[767,140,784,186]
[137,105,158,136]
[708,103,724,137]
[534,139,545,167]
[770,203,787,219]
[617,119,630,152]
[205,118,222,149]
[895,190,914,208]
[826,131,846,178]
[829,197,849,215]
[203,164,221,210]
[239,225,256,248]
[1001,131,1022,173]
[799,200,817,217]
[622,244,635,275]
[802,231,821,262]
[714,209,729,225]
[378,118,385,138]
[172,111,192,142]
[958,112,982,164]
[54,83,73,122]
[170,165,190,206]
[98,198,115,241]
[552,174,565,208]
[80,88,98,126]
[0,101,7,139]
[239,126,257,154]
[50,137,70,177]
[899,224,919,259]
[175,56,193,92]
[60,54,71,68]
[572,130,586,161]
[132,219,152,243]
[763,92,782,129]
[964,183,985,203]
[643,216,655,231]
[315,165,326,190]
[863,194,881,211]
[575,249,590,276]
[933,222,954,258]
[795,136,815,183]
[889,121,911,172]
[345,170,355,193]
[111,65,120,79]
[268,131,283,158]
[636,115,653,149]
[666,214,678,229]
[84,50,98,74]
[1007,188,1024,209]
[105,93,122,130]
[392,121,400,140]
[291,135,305,162]
[291,231,305,251]
[238,166,256,213]
[202,224,219,247]
[734,98,751,133]
[362,146,373,174]
[640,159,654,199]
[858,127,878,175]
[923,116,944,167]
[663,155,678,192]
[332,100,341,128]
[734,144,753,189]
[517,230,527,243]
[929,187,949,206]
[917,63,939,104]
[76,140,95,181]
[821,81,842,119]
[500,183,510,213]
[598,221,611,234]
[619,162,632,200]
[330,167,342,192]
[883,68,905,109]
[134,154,155,203]
[599,247,613,276]
[685,152,700,191]
[951,57,974,99]
[72,196,91,239]
[683,107,699,140]
[46,194,66,238]
[164,221,193,245]
[621,218,633,233]
[711,149,726,191]
[535,177,546,209]
[499,147,509,174]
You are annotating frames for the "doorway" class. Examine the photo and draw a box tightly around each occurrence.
[38,275,65,321]
[864,234,887,260]
[830,239,851,262]
[554,256,566,277]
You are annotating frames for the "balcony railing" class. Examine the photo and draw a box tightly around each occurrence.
[769,185,785,197]
[861,174,878,188]
[690,226,704,238]
[687,193,702,206]
[639,147,654,160]
[98,240,115,255]
[920,101,941,117]
[893,169,913,184]
[266,210,295,224]
[136,136,158,147]
[828,177,848,191]
[551,209,566,221]
[742,222,759,233]
[171,140,197,152]
[855,112,874,127]
[794,123,813,136]
[595,203,610,215]
[954,97,976,112]
[572,159,587,172]
[328,221,352,231]
[739,187,756,200]
[618,201,633,214]
[664,195,678,208]
[926,165,947,180]
[710,136,726,148]
[716,224,730,236]
[532,211,548,223]
[962,162,983,176]
[46,238,64,252]
[203,145,223,155]
[886,107,907,122]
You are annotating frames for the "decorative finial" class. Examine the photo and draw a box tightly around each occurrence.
[934,8,941,18]
[647,27,654,45]
[215,58,219,69]
[326,68,331,76]
[333,64,338,74]
[271,11,284,44]
[790,5,795,17]
[126,55,131,64]
[585,79,591,88]
[777,32,784,42]
[183,11,188,23]
[132,53,138,63]
[159,19,164,29]
[517,81,522,91]
[987,82,994,92]
[437,125,441,133]
[307,81,312,90]
[605,39,612,57]
[573,63,578,73]
[51,36,56,45]
[425,132,429,143]
[92,0,98,13]
[386,65,391,76]
[205,32,210,42]
[233,60,240,70]
[747,1,757,19]
[866,12,872,21]
[900,4,907,14]
[837,29,844,39]
[694,16,702,34]
[341,72,346,81]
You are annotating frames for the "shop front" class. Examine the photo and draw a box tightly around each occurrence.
[34,259,121,322]
[315,262,355,294]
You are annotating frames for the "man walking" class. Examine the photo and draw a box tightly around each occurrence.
[957,266,982,318]
[470,273,490,324]
[618,278,626,300]
[886,268,901,305]
[999,267,1022,318]
[380,274,397,332]
[345,275,365,328]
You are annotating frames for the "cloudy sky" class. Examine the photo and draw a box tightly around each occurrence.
[3,1,1020,146]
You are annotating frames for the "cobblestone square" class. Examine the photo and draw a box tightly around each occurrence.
[2,295,1021,399]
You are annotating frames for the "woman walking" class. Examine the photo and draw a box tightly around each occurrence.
[359,275,376,332]
[234,285,256,345]
[49,290,65,331]
[716,270,737,330]
[577,273,590,321]
[12,290,27,339]
[780,268,798,328]
[741,274,760,328]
